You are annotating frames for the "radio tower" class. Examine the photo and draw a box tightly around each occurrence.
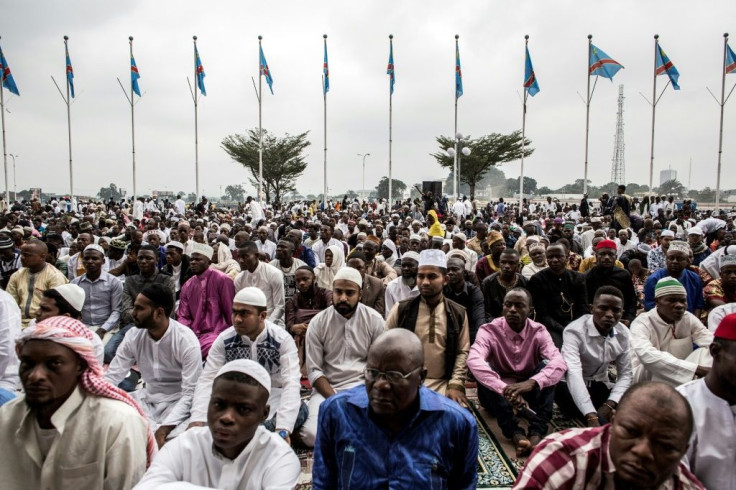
[610,84,625,185]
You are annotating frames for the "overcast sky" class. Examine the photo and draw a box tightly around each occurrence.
[2,0,735,199]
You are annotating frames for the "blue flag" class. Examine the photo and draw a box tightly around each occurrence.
[455,41,463,98]
[259,45,273,95]
[387,41,395,94]
[66,48,75,99]
[655,44,680,90]
[726,42,736,75]
[589,44,624,80]
[0,45,19,96]
[195,46,206,96]
[323,41,329,94]
[131,55,141,96]
[524,46,540,96]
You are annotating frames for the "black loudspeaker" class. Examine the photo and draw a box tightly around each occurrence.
[422,181,443,197]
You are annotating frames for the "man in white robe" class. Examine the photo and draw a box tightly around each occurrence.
[630,277,713,385]
[234,241,285,327]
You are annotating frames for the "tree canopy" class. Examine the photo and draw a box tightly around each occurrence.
[97,183,125,201]
[221,129,310,204]
[375,177,407,200]
[431,130,534,200]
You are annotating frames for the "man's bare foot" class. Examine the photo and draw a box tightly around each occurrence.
[512,433,532,457]
[528,433,542,450]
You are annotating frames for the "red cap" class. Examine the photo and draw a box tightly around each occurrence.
[595,239,617,251]
[714,313,736,341]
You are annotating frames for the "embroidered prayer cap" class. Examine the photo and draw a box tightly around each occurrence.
[687,227,704,236]
[720,254,736,269]
[110,239,128,250]
[83,244,105,256]
[595,239,618,251]
[53,284,86,312]
[216,359,271,395]
[487,230,504,246]
[446,249,467,263]
[654,277,687,298]
[190,242,214,260]
[0,236,13,249]
[667,241,690,255]
[418,249,447,269]
[714,313,736,341]
[661,230,675,238]
[233,287,268,307]
[454,232,467,242]
[333,266,363,288]
[637,243,651,253]
[409,234,422,241]
[401,251,420,263]
[166,241,184,251]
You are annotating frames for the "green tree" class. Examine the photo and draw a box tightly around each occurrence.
[657,179,685,197]
[538,186,553,195]
[431,130,534,200]
[375,177,407,200]
[222,128,310,204]
[97,183,124,201]
[224,185,245,202]
[697,187,716,202]
[504,176,538,196]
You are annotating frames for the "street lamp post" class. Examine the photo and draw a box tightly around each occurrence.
[357,153,370,198]
[8,154,16,200]
[445,133,471,199]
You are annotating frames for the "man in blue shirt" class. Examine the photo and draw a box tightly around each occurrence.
[644,240,704,317]
[312,329,478,490]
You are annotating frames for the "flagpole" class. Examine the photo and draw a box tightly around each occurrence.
[388,34,393,208]
[583,35,593,196]
[520,35,529,211]
[648,35,659,206]
[61,36,75,207]
[129,36,137,202]
[258,36,264,204]
[0,38,7,205]
[716,33,729,212]
[323,34,328,210]
[453,34,459,201]
[193,36,200,200]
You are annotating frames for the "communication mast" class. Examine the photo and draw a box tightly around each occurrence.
[610,84,625,185]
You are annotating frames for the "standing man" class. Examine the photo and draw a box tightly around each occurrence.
[106,284,202,446]
[300,268,385,447]
[386,249,470,407]
[7,240,68,327]
[528,243,589,348]
[313,329,478,489]
[178,242,235,359]
[234,241,285,327]
[71,244,123,339]
[677,313,736,489]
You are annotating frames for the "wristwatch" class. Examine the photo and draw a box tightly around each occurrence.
[277,429,289,439]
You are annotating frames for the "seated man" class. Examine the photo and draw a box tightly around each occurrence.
[301,267,385,447]
[644,240,704,316]
[189,287,305,446]
[106,284,203,447]
[161,241,193,301]
[468,288,566,456]
[71,244,123,339]
[285,265,333,350]
[677,313,736,489]
[359,237,397,286]
[444,255,485,344]
[0,288,21,405]
[134,360,301,489]
[514,382,704,489]
[234,241,285,327]
[482,248,528,322]
[0,316,151,489]
[558,286,632,426]
[384,251,420,316]
[346,251,385,317]
[313,329,478,489]
[583,239,637,325]
[631,277,713,385]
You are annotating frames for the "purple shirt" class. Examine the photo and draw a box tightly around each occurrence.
[468,316,567,394]
[178,268,235,358]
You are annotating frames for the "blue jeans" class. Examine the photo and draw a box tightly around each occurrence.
[262,401,309,433]
[0,387,16,406]
[104,323,134,364]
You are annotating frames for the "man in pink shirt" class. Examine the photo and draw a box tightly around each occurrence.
[468,287,567,457]
[178,242,236,359]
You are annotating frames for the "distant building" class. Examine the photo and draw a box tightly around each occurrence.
[660,169,677,186]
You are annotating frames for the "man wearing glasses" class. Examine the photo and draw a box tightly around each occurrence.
[313,329,478,490]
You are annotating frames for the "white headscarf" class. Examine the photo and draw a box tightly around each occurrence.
[315,244,345,291]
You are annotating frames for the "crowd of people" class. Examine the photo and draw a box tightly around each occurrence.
[0,186,734,489]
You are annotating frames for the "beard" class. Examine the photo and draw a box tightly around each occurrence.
[335,301,358,317]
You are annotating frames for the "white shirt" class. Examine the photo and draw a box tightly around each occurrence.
[384,276,419,319]
[256,239,277,260]
[630,309,714,386]
[133,426,300,490]
[305,303,386,390]
[617,240,637,258]
[234,262,285,326]
[708,303,736,331]
[452,201,466,219]
[106,319,202,428]
[311,238,341,263]
[0,289,21,391]
[174,199,186,215]
[677,378,736,490]
[249,200,264,222]
[190,322,301,431]
[561,315,632,415]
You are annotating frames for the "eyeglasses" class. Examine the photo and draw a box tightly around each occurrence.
[364,367,421,385]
